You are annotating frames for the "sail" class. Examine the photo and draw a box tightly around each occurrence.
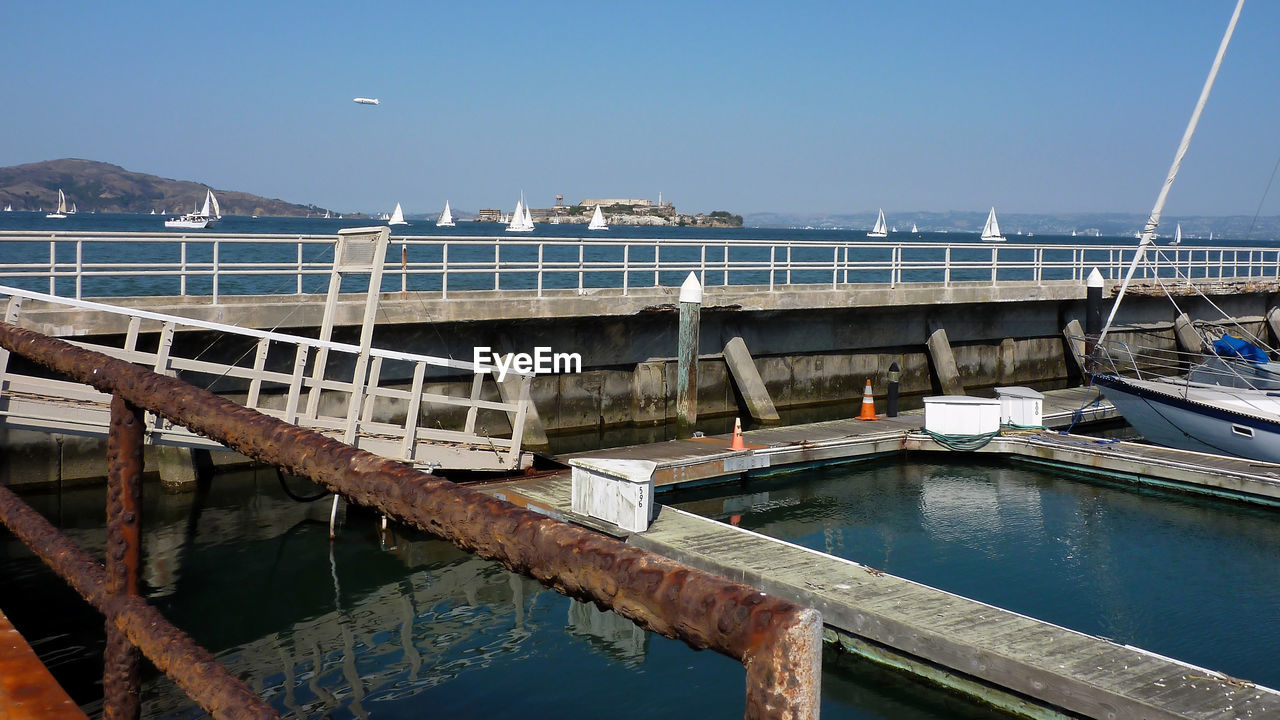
[507,194,534,231]
[1172,223,1182,245]
[911,223,918,233]
[208,190,221,219]
[981,207,1005,241]
[588,205,608,230]
[437,201,454,227]
[57,189,66,213]
[199,191,212,218]
[389,202,407,225]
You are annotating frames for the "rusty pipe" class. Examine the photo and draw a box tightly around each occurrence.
[0,320,821,719]
[0,483,278,720]
[104,394,144,720]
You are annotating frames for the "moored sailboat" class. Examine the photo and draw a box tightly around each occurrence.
[1088,0,1280,463]
[980,207,1006,242]
[437,201,455,227]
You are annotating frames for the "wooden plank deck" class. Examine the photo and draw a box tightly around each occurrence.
[563,385,1118,488]
[0,608,88,720]
[488,473,1280,720]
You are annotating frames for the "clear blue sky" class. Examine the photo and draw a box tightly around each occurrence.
[4,1,1278,218]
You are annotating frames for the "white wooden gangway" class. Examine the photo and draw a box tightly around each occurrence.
[0,227,534,473]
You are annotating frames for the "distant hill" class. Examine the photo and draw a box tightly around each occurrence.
[0,159,340,217]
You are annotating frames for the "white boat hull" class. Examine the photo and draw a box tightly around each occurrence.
[164,218,213,229]
[1093,374,1280,463]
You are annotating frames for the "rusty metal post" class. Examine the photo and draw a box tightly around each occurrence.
[0,321,820,719]
[104,394,144,720]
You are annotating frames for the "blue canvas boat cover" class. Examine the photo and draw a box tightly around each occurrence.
[1212,335,1269,364]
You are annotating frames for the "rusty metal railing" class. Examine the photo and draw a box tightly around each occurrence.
[0,319,822,719]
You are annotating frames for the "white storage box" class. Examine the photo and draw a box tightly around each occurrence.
[570,458,657,533]
[922,396,1001,435]
[995,386,1044,427]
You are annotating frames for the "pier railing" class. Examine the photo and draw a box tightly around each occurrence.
[0,322,822,720]
[0,230,1275,301]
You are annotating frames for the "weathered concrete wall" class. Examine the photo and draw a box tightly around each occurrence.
[6,281,1278,483]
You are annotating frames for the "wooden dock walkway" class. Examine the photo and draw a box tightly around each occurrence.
[564,385,1119,486]
[488,385,1280,717]
[488,472,1280,720]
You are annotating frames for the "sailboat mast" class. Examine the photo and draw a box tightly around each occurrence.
[1097,0,1245,345]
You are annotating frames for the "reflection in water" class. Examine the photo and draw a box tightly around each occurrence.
[1,465,1017,719]
[668,457,1280,691]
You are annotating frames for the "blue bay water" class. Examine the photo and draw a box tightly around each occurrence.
[2,212,1266,299]
[0,469,1010,719]
[668,457,1280,691]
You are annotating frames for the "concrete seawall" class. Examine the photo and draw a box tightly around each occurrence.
[5,279,1277,484]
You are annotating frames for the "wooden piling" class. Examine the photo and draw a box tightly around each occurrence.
[676,274,701,439]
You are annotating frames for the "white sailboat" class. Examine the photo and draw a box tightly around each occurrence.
[506,193,534,232]
[866,208,888,238]
[70,202,77,215]
[911,222,918,233]
[3,204,11,212]
[436,201,455,227]
[1089,0,1280,464]
[1171,223,1182,246]
[164,189,221,229]
[46,189,68,219]
[588,205,608,231]
[980,207,1006,242]
[388,203,407,226]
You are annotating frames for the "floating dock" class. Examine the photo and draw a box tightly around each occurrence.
[484,385,1280,719]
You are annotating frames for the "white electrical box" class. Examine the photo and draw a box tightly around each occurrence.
[995,386,1044,427]
[922,396,1001,435]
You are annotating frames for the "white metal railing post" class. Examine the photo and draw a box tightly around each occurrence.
[831,246,838,289]
[622,244,629,296]
[723,244,729,287]
[48,239,55,295]
[990,247,997,285]
[944,246,952,286]
[442,244,449,299]
[401,242,408,292]
[538,242,545,297]
[769,246,775,291]
[654,243,660,288]
[296,242,303,294]
[75,239,83,299]
[212,239,220,303]
[578,242,585,293]
[494,242,500,291]
[786,244,792,286]
[181,240,188,296]
[700,244,706,288]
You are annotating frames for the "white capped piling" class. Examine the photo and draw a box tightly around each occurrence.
[676,273,701,439]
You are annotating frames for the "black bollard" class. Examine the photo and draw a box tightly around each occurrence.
[887,362,900,417]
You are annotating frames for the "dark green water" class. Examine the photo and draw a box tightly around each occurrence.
[667,457,1280,691]
[0,467,1009,719]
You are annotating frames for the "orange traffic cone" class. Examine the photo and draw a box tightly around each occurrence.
[730,417,746,450]
[857,379,879,421]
